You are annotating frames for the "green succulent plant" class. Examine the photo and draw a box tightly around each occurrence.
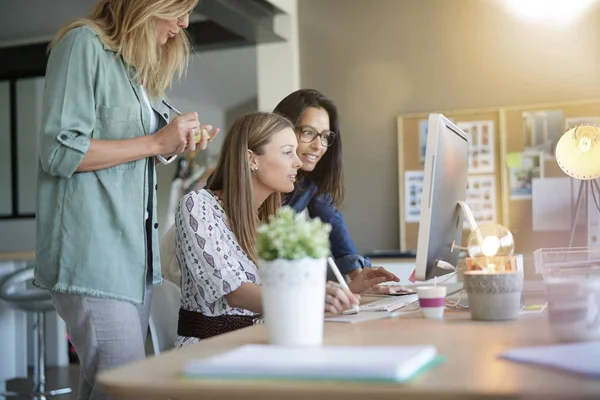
[257,206,331,261]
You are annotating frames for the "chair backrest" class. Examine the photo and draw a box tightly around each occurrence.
[159,224,181,288]
[148,280,181,355]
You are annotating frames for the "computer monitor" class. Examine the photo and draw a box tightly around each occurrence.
[415,113,469,281]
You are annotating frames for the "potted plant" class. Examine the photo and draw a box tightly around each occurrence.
[257,206,331,346]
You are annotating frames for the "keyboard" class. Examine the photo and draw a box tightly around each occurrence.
[358,294,419,312]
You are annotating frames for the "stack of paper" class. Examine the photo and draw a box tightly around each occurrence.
[500,342,600,377]
[183,344,439,383]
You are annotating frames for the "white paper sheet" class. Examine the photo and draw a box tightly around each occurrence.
[464,175,497,229]
[419,119,428,164]
[404,170,424,223]
[565,116,600,130]
[457,120,495,174]
[500,342,600,377]
[510,152,544,200]
[532,177,572,231]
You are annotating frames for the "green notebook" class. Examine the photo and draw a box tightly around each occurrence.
[183,344,441,383]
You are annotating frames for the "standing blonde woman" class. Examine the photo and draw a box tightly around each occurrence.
[34,1,216,398]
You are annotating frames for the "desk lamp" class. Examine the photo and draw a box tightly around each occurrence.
[555,124,600,247]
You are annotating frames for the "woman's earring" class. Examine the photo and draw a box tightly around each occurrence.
[252,166,258,173]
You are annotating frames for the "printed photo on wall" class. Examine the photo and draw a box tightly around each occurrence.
[521,110,563,158]
[457,120,495,174]
[419,119,428,164]
[404,170,424,223]
[464,175,497,229]
[565,116,600,130]
[509,152,544,200]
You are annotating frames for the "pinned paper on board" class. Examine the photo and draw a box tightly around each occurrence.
[522,110,563,158]
[505,152,522,169]
[418,119,428,164]
[509,152,544,200]
[464,175,497,229]
[531,177,572,231]
[457,121,495,174]
[404,170,424,223]
[565,116,600,130]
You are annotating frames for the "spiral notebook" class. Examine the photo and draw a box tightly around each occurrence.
[183,344,439,383]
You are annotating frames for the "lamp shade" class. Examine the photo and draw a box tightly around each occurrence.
[555,125,600,180]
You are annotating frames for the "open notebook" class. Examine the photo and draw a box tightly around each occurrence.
[183,344,439,383]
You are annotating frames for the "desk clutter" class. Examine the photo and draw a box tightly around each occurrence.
[183,344,441,383]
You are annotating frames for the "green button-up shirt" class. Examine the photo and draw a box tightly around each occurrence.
[35,26,169,305]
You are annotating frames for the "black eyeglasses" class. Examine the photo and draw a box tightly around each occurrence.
[295,126,336,147]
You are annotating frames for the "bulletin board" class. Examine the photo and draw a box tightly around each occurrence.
[398,99,600,262]
[500,99,600,255]
[398,108,503,252]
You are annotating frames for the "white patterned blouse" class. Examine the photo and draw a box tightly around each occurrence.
[174,189,261,348]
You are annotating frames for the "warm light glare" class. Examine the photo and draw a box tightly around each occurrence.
[467,223,515,272]
[482,236,501,257]
[499,0,597,25]
[578,136,592,153]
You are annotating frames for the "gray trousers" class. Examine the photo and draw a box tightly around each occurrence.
[51,280,152,400]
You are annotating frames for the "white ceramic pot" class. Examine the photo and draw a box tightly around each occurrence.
[259,257,326,346]
[463,271,523,321]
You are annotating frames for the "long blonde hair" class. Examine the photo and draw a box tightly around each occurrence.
[208,112,294,263]
[50,0,198,98]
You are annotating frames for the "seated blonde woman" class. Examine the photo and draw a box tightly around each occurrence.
[174,112,362,346]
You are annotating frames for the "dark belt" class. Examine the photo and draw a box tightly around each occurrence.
[177,308,263,340]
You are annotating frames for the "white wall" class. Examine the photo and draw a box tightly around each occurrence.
[299,0,600,254]
[257,0,300,111]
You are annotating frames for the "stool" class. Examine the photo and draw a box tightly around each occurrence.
[0,266,71,399]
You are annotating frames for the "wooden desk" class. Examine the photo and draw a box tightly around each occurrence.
[97,309,599,400]
[0,251,35,262]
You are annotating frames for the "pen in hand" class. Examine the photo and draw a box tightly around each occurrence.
[327,257,360,315]
[162,100,183,115]
[162,100,209,144]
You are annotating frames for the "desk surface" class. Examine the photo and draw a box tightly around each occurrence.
[0,251,35,262]
[97,308,599,400]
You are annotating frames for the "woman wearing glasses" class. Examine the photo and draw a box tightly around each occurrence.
[174,112,360,347]
[274,89,400,294]
[34,1,217,398]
